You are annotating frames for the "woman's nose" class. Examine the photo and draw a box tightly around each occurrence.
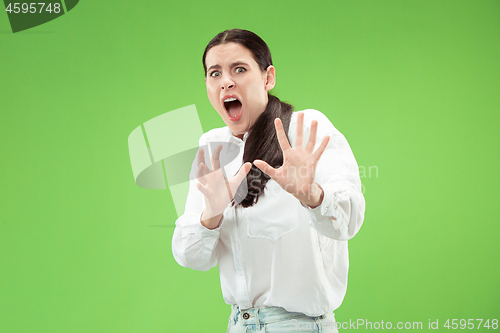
[221,76,235,90]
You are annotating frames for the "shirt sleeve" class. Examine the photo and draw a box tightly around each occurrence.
[299,110,366,241]
[171,135,222,271]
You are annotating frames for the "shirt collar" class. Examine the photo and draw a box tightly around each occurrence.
[226,128,249,144]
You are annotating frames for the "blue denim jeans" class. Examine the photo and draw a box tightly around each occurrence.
[227,305,339,332]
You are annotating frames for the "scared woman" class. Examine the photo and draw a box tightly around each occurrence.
[172,29,365,333]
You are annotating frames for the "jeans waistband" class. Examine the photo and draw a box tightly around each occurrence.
[229,304,326,326]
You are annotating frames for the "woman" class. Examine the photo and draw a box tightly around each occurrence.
[172,29,365,332]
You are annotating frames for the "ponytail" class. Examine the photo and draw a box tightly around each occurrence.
[234,94,293,207]
[202,29,294,207]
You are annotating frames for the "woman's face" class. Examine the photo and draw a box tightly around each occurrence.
[205,42,275,139]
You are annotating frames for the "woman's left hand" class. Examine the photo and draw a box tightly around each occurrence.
[253,112,330,208]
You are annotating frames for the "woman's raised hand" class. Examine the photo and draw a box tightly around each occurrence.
[253,112,330,208]
[196,144,252,228]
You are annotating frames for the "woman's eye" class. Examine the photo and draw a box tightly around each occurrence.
[235,67,246,73]
[210,71,221,77]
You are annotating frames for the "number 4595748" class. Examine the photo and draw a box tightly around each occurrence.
[444,319,498,329]
[5,3,61,14]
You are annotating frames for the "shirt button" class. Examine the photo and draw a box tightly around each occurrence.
[242,313,250,320]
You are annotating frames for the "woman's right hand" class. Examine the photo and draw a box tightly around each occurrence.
[196,145,252,229]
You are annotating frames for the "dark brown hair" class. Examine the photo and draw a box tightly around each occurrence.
[202,29,294,207]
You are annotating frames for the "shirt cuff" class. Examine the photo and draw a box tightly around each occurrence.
[300,186,344,230]
[196,214,224,242]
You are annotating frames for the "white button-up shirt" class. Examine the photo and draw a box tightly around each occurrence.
[172,109,365,316]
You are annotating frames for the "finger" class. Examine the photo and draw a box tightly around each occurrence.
[197,147,205,168]
[197,163,209,184]
[295,112,304,149]
[234,162,252,183]
[196,161,203,179]
[253,159,278,179]
[229,162,252,198]
[313,135,330,162]
[196,181,208,196]
[305,120,318,153]
[274,118,291,151]
[211,144,223,170]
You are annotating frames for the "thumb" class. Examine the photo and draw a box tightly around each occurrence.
[253,159,277,179]
[234,162,252,183]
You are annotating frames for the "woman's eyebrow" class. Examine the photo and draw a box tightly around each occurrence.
[207,62,249,72]
[230,61,249,68]
[207,64,221,72]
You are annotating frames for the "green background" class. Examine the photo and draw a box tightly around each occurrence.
[1,0,499,332]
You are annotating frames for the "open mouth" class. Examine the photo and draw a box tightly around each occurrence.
[223,97,243,121]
